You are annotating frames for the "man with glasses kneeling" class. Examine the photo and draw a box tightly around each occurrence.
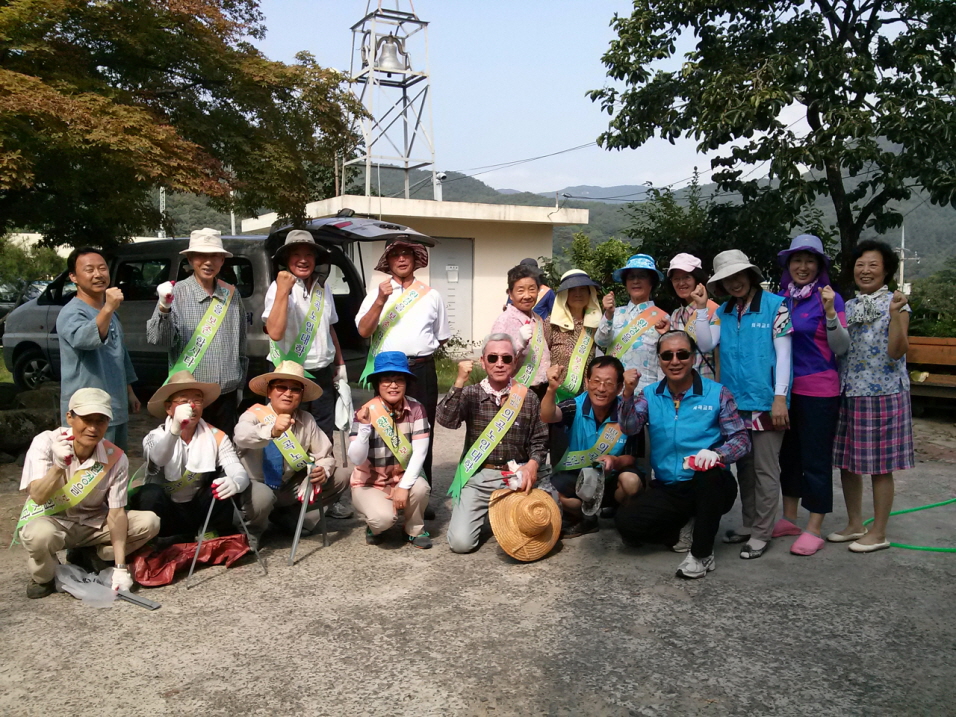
[438,333,550,553]
[615,331,751,579]
[540,356,641,538]
[234,361,349,543]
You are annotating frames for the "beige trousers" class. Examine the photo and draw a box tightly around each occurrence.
[351,479,430,537]
[736,430,785,542]
[246,467,350,536]
[20,510,161,583]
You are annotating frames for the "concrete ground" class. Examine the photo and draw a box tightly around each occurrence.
[0,407,955,716]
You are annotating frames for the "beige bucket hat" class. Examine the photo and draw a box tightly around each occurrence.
[147,370,222,417]
[707,249,763,293]
[180,228,233,257]
[248,360,323,403]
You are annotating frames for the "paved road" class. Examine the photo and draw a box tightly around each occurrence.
[1,409,954,716]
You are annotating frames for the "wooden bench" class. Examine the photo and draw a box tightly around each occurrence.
[907,337,956,400]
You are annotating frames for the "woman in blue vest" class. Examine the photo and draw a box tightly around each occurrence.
[829,240,913,552]
[694,250,793,560]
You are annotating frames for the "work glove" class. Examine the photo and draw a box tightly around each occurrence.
[170,404,193,436]
[693,449,721,471]
[111,567,134,592]
[212,476,241,500]
[296,478,319,504]
[334,364,348,384]
[156,281,175,310]
[50,430,74,470]
[518,323,534,344]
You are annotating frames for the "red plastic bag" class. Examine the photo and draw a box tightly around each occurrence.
[131,535,251,587]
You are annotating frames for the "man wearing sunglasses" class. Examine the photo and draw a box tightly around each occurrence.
[234,361,349,543]
[438,333,550,554]
[615,331,751,579]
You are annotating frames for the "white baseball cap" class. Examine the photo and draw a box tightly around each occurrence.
[68,388,113,419]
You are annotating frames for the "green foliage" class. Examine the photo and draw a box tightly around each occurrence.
[539,233,637,306]
[0,1,364,247]
[0,237,64,285]
[909,257,956,338]
[590,1,956,283]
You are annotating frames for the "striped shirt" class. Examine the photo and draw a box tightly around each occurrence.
[146,274,248,392]
[349,398,430,489]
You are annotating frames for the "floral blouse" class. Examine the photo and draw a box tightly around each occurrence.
[842,290,911,397]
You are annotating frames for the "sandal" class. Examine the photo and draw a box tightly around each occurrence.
[723,529,751,544]
[740,542,767,559]
[772,518,802,538]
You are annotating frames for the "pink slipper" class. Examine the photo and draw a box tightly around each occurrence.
[791,531,825,556]
[772,518,802,538]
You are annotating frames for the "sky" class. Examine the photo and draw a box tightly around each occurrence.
[253,0,711,194]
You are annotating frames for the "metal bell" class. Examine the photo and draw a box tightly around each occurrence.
[376,35,407,74]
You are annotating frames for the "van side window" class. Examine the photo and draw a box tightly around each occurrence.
[115,259,171,301]
[326,264,351,296]
[177,257,254,298]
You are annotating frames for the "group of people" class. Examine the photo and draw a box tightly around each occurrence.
[16,225,913,598]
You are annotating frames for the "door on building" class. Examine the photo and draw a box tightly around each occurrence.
[427,237,473,348]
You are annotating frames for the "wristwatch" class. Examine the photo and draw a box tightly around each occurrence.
[115,563,127,570]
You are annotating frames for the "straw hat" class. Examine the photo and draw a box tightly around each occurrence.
[179,228,233,257]
[373,238,429,273]
[488,488,561,562]
[248,360,322,402]
[147,370,222,418]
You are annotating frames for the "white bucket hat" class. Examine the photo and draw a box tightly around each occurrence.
[707,250,763,293]
[180,228,233,258]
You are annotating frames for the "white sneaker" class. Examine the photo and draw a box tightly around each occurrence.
[675,552,715,579]
[671,518,695,553]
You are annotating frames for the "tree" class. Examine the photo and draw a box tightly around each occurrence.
[0,0,365,247]
[539,233,637,304]
[590,1,956,282]
[0,236,64,287]
[909,256,956,337]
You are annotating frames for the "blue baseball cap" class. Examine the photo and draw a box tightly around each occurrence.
[612,254,664,283]
[367,351,416,383]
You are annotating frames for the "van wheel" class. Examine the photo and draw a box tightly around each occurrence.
[14,349,52,390]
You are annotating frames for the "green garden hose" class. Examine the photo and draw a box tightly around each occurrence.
[862,497,956,552]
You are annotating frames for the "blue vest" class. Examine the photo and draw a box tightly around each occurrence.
[567,393,628,456]
[646,373,724,485]
[718,287,789,412]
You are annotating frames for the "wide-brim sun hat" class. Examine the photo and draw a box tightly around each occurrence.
[273,229,330,264]
[556,269,600,294]
[147,370,222,418]
[707,249,764,293]
[367,351,417,384]
[777,233,831,267]
[179,227,233,258]
[667,253,704,276]
[488,488,562,562]
[374,238,429,273]
[575,465,606,518]
[612,253,664,283]
[249,360,323,402]
[68,387,113,419]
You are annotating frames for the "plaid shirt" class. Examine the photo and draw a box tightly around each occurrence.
[146,274,248,392]
[437,382,548,466]
[349,398,430,489]
[618,377,751,464]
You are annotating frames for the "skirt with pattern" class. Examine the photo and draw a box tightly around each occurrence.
[832,391,915,474]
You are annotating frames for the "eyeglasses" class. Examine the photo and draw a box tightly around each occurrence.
[659,350,693,362]
[379,376,407,387]
[271,384,304,395]
[389,249,414,258]
[170,398,203,407]
[485,354,514,365]
[588,378,618,389]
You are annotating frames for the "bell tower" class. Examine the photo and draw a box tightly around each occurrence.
[346,1,438,200]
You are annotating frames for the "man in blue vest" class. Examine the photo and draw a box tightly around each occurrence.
[614,331,751,579]
[540,356,640,537]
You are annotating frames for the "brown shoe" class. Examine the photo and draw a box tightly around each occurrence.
[27,579,56,599]
[561,515,598,539]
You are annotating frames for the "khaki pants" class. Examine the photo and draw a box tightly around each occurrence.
[20,510,160,583]
[736,430,785,542]
[351,479,430,537]
[246,467,350,536]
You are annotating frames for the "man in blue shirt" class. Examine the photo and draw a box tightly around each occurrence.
[541,356,641,537]
[56,248,139,450]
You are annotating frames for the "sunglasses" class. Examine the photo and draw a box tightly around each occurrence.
[485,354,514,365]
[659,350,693,362]
[271,383,304,395]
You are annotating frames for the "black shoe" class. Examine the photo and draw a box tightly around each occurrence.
[326,501,354,520]
[424,505,436,521]
[366,528,383,545]
[600,506,617,520]
[561,515,599,539]
[27,579,56,599]
[408,531,433,549]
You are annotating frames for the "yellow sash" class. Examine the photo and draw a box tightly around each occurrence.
[365,398,413,468]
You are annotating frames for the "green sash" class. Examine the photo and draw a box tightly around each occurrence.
[607,305,667,359]
[553,421,624,472]
[13,441,122,543]
[448,383,529,502]
[514,317,545,387]
[360,280,431,387]
[250,404,311,473]
[366,398,413,469]
[166,280,235,382]
[269,279,326,366]
[556,327,594,401]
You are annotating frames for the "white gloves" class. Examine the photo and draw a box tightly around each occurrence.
[50,430,74,469]
[694,449,721,471]
[111,567,133,592]
[518,323,534,343]
[297,479,318,504]
[157,281,175,310]
[170,404,193,436]
[334,364,348,384]
[212,476,241,500]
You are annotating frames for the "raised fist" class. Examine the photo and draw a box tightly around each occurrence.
[654,315,672,335]
[690,283,709,310]
[890,290,909,314]
[50,429,74,470]
[355,405,371,425]
[377,279,394,303]
[547,364,566,391]
[157,281,175,310]
[276,270,296,295]
[272,413,295,438]
[623,368,641,397]
[105,287,124,312]
[602,291,616,318]
[170,403,194,436]
[819,285,836,317]
[518,322,534,344]
[456,360,474,382]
